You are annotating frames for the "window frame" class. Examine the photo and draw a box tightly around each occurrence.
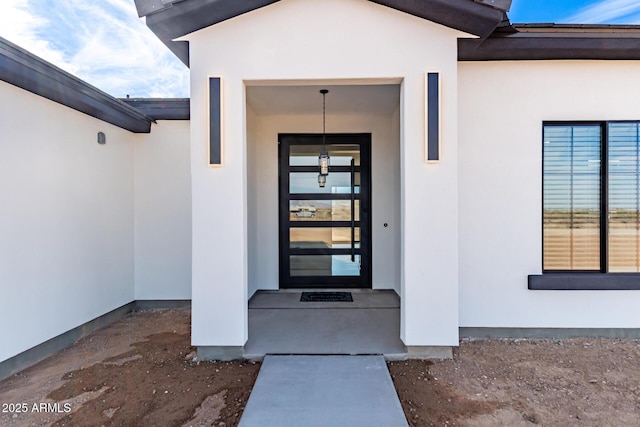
[531,121,640,290]
[541,121,607,274]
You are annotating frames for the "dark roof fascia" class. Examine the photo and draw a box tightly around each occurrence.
[121,98,190,120]
[144,0,279,66]
[0,37,153,133]
[139,0,508,66]
[369,0,507,38]
[458,31,640,61]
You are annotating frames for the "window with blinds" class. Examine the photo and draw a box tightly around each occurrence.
[608,123,640,272]
[543,122,640,273]
[543,125,601,271]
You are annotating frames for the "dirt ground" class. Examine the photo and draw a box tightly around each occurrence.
[0,309,260,427]
[1,309,640,426]
[390,338,640,426]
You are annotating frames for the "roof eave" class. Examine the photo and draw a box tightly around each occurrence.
[121,98,190,120]
[370,0,507,38]
[0,37,153,133]
[138,0,509,67]
[459,33,640,61]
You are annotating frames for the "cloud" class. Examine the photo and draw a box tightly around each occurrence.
[0,0,80,74]
[566,0,640,24]
[0,0,189,97]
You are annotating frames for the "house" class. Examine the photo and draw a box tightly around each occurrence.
[2,0,640,377]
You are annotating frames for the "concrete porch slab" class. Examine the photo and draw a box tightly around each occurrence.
[244,290,406,358]
[238,355,408,427]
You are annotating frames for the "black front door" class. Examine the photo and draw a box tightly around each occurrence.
[279,134,372,288]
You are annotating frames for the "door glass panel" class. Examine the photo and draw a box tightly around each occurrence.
[290,255,361,276]
[290,173,360,194]
[280,136,369,287]
[290,227,360,249]
[290,144,361,166]
[289,200,360,221]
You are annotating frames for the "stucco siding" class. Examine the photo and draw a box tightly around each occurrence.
[458,61,640,328]
[134,120,192,300]
[0,81,136,363]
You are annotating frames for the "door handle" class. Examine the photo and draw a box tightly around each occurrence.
[350,158,355,262]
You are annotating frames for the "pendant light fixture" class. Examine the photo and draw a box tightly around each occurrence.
[318,89,330,187]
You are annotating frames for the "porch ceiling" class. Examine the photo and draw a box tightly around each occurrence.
[246,84,400,116]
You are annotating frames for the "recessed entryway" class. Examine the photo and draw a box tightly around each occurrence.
[245,82,401,295]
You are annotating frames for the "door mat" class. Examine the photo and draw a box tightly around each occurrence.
[300,292,353,302]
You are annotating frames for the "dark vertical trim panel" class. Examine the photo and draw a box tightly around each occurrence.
[209,77,222,165]
[427,73,440,162]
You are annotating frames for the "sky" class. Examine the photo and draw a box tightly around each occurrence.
[0,0,189,98]
[509,0,640,24]
[1,0,640,98]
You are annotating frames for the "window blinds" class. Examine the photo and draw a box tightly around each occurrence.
[543,125,601,271]
[608,123,640,272]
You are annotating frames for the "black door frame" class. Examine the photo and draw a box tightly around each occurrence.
[278,133,372,288]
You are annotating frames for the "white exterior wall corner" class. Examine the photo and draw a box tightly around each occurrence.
[0,81,136,363]
[190,76,249,346]
[185,0,470,347]
[134,120,192,300]
[458,61,640,329]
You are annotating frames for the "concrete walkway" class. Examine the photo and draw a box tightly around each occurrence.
[238,355,408,427]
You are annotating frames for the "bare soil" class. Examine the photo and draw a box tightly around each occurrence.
[389,338,640,426]
[0,309,260,427]
[2,309,640,426]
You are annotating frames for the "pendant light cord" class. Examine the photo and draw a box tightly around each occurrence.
[322,90,326,148]
[320,89,328,150]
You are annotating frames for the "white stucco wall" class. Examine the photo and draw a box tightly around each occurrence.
[134,120,192,300]
[245,112,401,297]
[0,81,136,363]
[186,0,467,347]
[459,61,640,328]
